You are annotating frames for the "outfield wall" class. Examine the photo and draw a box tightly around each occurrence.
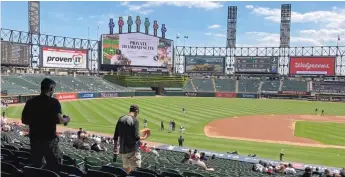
[3,91,345,103]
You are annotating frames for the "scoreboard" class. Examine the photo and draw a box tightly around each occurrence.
[1,42,30,66]
[185,56,225,73]
[235,56,278,73]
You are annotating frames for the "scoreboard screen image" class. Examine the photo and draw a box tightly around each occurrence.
[1,42,30,66]
[235,56,278,73]
[185,56,225,73]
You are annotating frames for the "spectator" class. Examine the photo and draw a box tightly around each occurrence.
[73,133,84,149]
[312,167,321,176]
[21,78,70,170]
[191,153,214,171]
[324,169,332,177]
[113,105,150,174]
[140,143,151,153]
[302,167,312,177]
[1,125,13,143]
[81,137,91,150]
[91,137,107,152]
[285,163,296,175]
[340,168,345,177]
[191,149,198,159]
[150,146,159,156]
[181,151,191,163]
[252,163,263,172]
[200,152,208,162]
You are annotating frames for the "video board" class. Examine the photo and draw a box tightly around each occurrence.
[185,56,225,73]
[101,33,173,68]
[235,56,278,73]
[1,42,30,66]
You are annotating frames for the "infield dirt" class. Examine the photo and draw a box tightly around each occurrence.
[205,114,345,149]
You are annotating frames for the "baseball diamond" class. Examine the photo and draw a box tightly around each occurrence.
[5,97,345,168]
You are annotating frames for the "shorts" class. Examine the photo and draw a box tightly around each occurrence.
[121,151,141,169]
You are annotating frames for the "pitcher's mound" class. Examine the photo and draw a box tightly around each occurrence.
[205,115,345,147]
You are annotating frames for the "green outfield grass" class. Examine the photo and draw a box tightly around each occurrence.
[295,121,345,146]
[5,97,345,167]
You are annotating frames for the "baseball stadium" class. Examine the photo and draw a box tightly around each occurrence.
[1,1,345,177]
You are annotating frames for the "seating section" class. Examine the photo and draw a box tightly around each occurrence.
[183,80,195,92]
[313,81,345,94]
[261,80,280,92]
[1,75,131,95]
[1,130,307,177]
[214,78,236,92]
[282,80,307,92]
[192,79,214,92]
[238,79,261,93]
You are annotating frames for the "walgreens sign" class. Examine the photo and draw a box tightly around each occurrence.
[42,47,88,69]
[289,57,335,76]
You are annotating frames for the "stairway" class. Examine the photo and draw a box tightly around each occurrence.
[258,81,264,92]
[190,79,197,92]
[211,78,217,92]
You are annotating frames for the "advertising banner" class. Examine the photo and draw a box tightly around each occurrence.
[289,57,335,76]
[100,92,119,98]
[55,93,77,101]
[280,91,309,95]
[237,93,258,99]
[215,92,237,98]
[78,92,99,99]
[1,97,19,104]
[41,47,88,69]
[184,92,198,97]
[101,34,173,67]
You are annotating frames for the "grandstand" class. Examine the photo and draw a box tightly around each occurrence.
[2,128,308,177]
[1,75,132,95]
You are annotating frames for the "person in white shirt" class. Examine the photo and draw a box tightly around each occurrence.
[285,164,296,175]
[180,125,185,133]
[191,153,214,171]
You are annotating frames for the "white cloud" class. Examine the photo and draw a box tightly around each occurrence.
[245,5,254,9]
[208,24,220,29]
[120,1,223,15]
[204,32,226,38]
[76,17,84,20]
[246,5,345,29]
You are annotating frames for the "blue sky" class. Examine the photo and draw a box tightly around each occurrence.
[2,1,345,47]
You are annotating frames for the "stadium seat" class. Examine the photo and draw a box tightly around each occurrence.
[84,156,103,171]
[160,171,184,177]
[136,167,160,176]
[23,166,60,177]
[59,164,84,177]
[62,155,76,166]
[100,166,127,177]
[1,162,22,177]
[182,171,205,177]
[84,169,117,177]
[1,148,17,164]
[129,170,157,177]
[13,150,32,167]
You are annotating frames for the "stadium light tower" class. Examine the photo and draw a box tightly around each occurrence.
[227,6,237,48]
[280,4,291,48]
[28,1,40,68]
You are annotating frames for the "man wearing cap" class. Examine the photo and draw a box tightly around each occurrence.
[21,78,71,170]
[113,105,150,174]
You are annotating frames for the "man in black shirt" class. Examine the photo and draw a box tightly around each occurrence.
[178,135,184,147]
[113,105,150,174]
[77,128,83,138]
[21,78,70,170]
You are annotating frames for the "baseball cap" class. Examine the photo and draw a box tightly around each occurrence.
[129,105,140,112]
